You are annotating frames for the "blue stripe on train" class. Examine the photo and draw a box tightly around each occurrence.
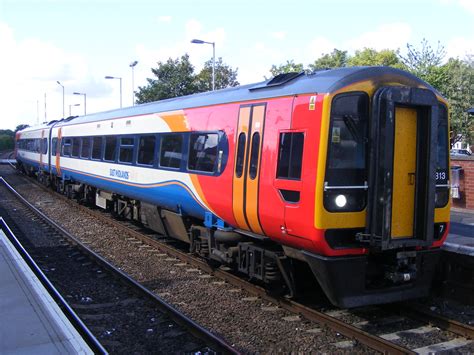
[61,168,208,219]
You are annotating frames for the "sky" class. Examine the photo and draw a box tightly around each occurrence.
[0,0,473,130]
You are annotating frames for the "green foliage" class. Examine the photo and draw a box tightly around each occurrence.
[136,54,198,103]
[195,57,239,91]
[136,54,239,104]
[270,48,404,78]
[0,135,14,150]
[308,49,348,70]
[348,48,405,69]
[441,58,473,146]
[400,39,448,91]
[399,39,473,146]
[269,60,305,77]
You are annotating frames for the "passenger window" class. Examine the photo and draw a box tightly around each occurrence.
[71,137,80,157]
[62,138,72,156]
[81,137,91,158]
[91,137,102,160]
[235,133,246,178]
[51,138,58,156]
[188,133,218,172]
[119,137,134,163]
[137,135,156,166]
[276,132,304,180]
[159,134,183,169]
[249,132,260,179]
[42,138,47,154]
[104,136,117,161]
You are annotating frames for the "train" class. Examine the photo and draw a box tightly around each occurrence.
[15,66,451,308]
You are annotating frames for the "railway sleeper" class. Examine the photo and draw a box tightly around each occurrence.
[40,175,299,300]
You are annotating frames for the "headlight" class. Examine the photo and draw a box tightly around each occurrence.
[335,194,347,208]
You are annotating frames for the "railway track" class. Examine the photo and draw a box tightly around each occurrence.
[0,176,237,354]
[2,167,474,354]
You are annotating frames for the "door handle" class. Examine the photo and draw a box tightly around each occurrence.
[408,172,415,185]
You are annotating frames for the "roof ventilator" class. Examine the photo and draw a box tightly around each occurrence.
[249,71,305,91]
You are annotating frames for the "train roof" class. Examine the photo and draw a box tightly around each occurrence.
[28,66,441,131]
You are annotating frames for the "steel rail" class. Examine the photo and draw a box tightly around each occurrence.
[0,216,107,355]
[397,303,474,339]
[45,191,413,355]
[0,177,239,355]
[10,171,473,354]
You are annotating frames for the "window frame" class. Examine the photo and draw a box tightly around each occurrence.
[137,134,157,167]
[103,135,118,162]
[80,137,91,159]
[276,131,305,181]
[187,132,219,173]
[62,137,72,157]
[248,132,261,180]
[91,136,103,161]
[118,136,135,164]
[159,133,184,170]
[71,137,81,158]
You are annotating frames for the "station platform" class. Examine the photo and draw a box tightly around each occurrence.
[0,159,15,165]
[445,209,474,256]
[0,220,95,354]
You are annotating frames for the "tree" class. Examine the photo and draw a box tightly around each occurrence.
[441,58,474,147]
[348,48,406,69]
[195,57,239,91]
[136,54,198,103]
[136,54,240,104]
[400,38,447,90]
[269,60,305,77]
[0,135,13,151]
[399,40,473,147]
[308,49,348,70]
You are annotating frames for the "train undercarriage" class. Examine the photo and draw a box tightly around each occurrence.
[20,166,441,308]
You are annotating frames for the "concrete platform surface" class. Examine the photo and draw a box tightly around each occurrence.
[0,229,93,355]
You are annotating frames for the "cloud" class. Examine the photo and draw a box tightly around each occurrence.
[439,0,474,14]
[0,21,117,128]
[157,15,172,23]
[446,36,474,59]
[458,0,474,14]
[347,23,412,51]
[271,31,287,40]
[307,36,337,59]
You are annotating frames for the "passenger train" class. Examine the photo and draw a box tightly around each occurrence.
[15,67,451,307]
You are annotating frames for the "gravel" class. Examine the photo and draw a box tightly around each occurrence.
[0,167,371,353]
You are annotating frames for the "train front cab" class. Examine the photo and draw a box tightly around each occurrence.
[305,82,450,308]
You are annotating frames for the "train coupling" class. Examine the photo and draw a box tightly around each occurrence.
[384,251,418,284]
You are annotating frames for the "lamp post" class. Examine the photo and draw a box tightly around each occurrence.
[73,92,87,115]
[105,76,122,108]
[129,61,138,106]
[68,103,80,116]
[191,38,215,91]
[56,81,65,118]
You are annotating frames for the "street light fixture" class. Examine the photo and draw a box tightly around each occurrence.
[191,38,215,91]
[73,92,87,115]
[105,76,122,108]
[56,81,65,118]
[129,61,138,106]
[68,103,80,116]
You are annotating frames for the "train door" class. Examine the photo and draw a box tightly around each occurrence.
[232,104,266,235]
[39,130,45,172]
[366,86,439,250]
[391,107,417,238]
